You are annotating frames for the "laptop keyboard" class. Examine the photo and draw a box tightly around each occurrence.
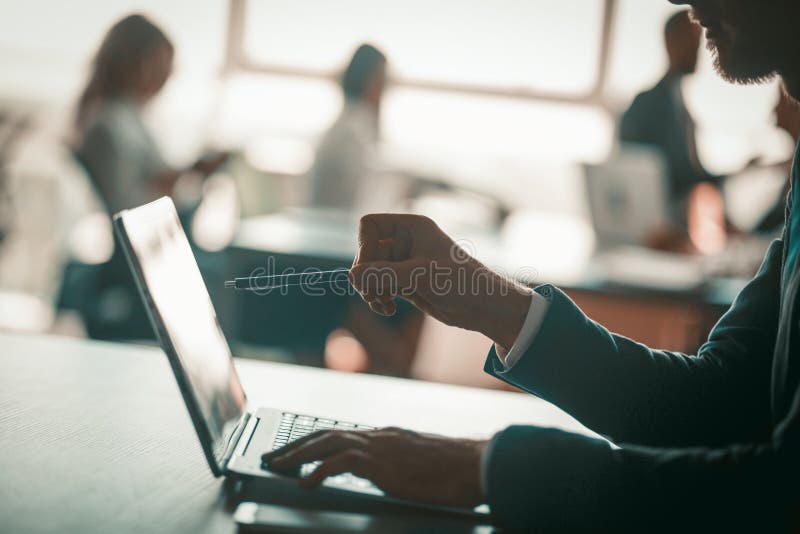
[271,413,380,493]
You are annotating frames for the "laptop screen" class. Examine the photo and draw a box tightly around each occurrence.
[114,198,246,475]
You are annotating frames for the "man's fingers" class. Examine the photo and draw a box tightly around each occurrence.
[299,450,378,489]
[354,216,396,266]
[353,214,420,269]
[370,297,397,317]
[350,260,425,316]
[354,241,394,304]
[265,431,370,468]
[353,219,380,268]
[261,429,329,463]
[353,216,395,304]
[351,214,440,316]
[350,260,425,296]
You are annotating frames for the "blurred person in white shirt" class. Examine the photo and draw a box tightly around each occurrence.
[307,44,387,213]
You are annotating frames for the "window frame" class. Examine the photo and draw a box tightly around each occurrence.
[224,0,617,110]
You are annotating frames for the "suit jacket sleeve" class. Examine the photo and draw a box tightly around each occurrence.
[485,238,783,448]
[486,407,799,531]
[483,239,791,529]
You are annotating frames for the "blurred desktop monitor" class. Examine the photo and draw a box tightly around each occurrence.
[583,145,670,250]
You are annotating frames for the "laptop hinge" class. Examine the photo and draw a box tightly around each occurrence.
[221,411,251,472]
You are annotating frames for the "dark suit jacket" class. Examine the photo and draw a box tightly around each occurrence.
[484,150,799,530]
[620,75,716,201]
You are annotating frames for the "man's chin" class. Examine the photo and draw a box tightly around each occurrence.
[708,41,777,84]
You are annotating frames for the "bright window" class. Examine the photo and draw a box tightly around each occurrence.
[607,0,680,104]
[225,0,613,214]
[0,0,227,99]
[242,0,605,96]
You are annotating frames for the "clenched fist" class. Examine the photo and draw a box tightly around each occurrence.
[349,214,532,350]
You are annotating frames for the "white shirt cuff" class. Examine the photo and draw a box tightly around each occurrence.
[495,291,549,369]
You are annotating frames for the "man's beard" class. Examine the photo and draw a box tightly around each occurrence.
[707,37,779,85]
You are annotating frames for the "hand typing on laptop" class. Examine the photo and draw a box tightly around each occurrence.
[262,428,486,508]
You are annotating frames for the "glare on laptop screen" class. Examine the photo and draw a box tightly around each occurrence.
[120,199,246,468]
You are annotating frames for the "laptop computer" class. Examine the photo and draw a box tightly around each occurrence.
[583,145,705,292]
[583,144,671,250]
[112,197,483,516]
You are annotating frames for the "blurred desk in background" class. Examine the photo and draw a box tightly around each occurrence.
[229,209,750,388]
[0,332,594,533]
[234,208,359,262]
[227,209,359,363]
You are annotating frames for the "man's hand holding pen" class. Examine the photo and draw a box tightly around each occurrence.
[225,214,533,353]
[348,214,532,351]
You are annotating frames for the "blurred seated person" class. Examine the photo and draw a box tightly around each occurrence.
[620,10,720,224]
[66,14,226,340]
[306,44,387,213]
[71,14,226,215]
[755,89,800,234]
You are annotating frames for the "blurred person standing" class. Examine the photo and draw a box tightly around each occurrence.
[621,10,729,253]
[307,44,387,213]
[620,10,719,216]
[71,14,225,215]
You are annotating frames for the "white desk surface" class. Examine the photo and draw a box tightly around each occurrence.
[0,332,590,533]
